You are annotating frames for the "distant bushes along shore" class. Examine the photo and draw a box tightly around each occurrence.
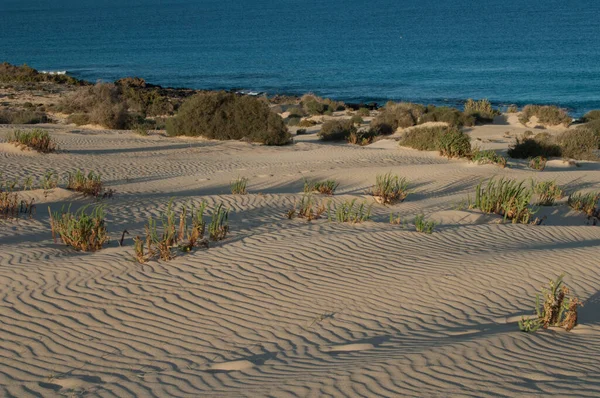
[508,129,599,161]
[165,92,291,145]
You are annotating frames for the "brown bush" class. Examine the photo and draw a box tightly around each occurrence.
[519,105,571,127]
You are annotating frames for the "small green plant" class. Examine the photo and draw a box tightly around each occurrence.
[528,156,547,171]
[470,178,537,224]
[291,194,327,221]
[42,170,59,190]
[518,317,542,333]
[22,176,35,190]
[303,179,338,195]
[414,214,435,233]
[369,172,409,204]
[327,199,372,223]
[49,205,109,251]
[567,191,599,216]
[389,212,402,225]
[437,128,472,158]
[230,177,248,195]
[532,180,563,206]
[208,203,229,241]
[66,170,105,197]
[471,147,507,167]
[6,129,57,153]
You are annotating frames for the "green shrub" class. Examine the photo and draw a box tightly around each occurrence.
[350,115,364,125]
[327,199,372,223]
[304,179,338,195]
[372,102,424,133]
[528,156,547,171]
[358,108,370,116]
[318,120,356,141]
[58,83,130,129]
[556,128,599,160]
[437,128,471,158]
[470,178,537,224]
[66,170,105,197]
[208,204,229,241]
[230,177,248,195]
[471,148,507,167]
[519,105,571,127]
[414,214,436,234]
[532,180,563,206]
[400,126,443,150]
[369,172,409,204]
[568,192,599,216]
[49,205,109,252]
[6,129,57,153]
[508,134,561,159]
[300,94,344,115]
[419,105,475,127]
[165,92,291,145]
[464,99,499,123]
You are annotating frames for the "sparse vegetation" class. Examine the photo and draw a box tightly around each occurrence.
[414,214,436,233]
[49,205,109,251]
[464,99,499,123]
[289,194,327,221]
[327,199,372,223]
[0,109,49,125]
[300,94,344,116]
[208,203,229,241]
[519,105,571,127]
[519,274,582,332]
[66,170,109,198]
[371,102,425,133]
[369,172,409,205]
[346,129,379,146]
[470,178,538,224]
[304,179,338,195]
[318,120,356,141]
[418,105,475,127]
[567,191,599,216]
[350,115,364,125]
[528,156,547,171]
[165,91,291,145]
[1,192,35,220]
[532,180,563,206]
[471,148,507,167]
[230,177,248,195]
[6,129,57,153]
[0,62,83,85]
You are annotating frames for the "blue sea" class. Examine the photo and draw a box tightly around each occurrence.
[1,0,600,114]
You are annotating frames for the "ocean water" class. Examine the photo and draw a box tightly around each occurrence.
[1,0,600,114]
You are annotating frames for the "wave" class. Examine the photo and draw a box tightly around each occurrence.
[40,70,67,75]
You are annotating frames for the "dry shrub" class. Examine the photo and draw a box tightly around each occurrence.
[419,105,475,127]
[401,126,471,158]
[519,105,571,127]
[166,92,291,145]
[0,109,48,124]
[371,102,425,133]
[1,192,36,220]
[556,128,599,160]
[66,170,105,197]
[507,133,561,159]
[58,83,130,129]
[318,119,356,141]
[464,98,499,123]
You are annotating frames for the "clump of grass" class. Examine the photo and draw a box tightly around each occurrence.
[289,194,327,221]
[471,147,507,167]
[469,178,537,224]
[346,129,379,146]
[567,191,599,216]
[66,170,105,197]
[208,203,229,241]
[414,214,436,233]
[304,179,338,195]
[49,205,109,251]
[464,99,499,123]
[519,105,571,127]
[369,172,409,205]
[327,199,372,223]
[437,128,472,158]
[42,170,59,190]
[6,129,57,153]
[134,201,210,263]
[1,192,35,220]
[389,212,403,225]
[532,180,563,206]
[519,274,582,332]
[528,156,547,171]
[230,177,248,195]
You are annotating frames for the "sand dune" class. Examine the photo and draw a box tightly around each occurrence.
[1,123,599,397]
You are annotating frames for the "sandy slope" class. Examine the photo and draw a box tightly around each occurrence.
[0,120,599,397]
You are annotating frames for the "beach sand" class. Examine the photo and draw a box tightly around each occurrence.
[1,117,599,397]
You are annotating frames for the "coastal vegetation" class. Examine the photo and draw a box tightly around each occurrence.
[304,179,338,195]
[327,199,372,223]
[165,92,291,145]
[369,172,410,204]
[400,126,472,158]
[6,129,57,153]
[469,178,537,224]
[508,129,599,160]
[519,105,571,127]
[49,205,109,251]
